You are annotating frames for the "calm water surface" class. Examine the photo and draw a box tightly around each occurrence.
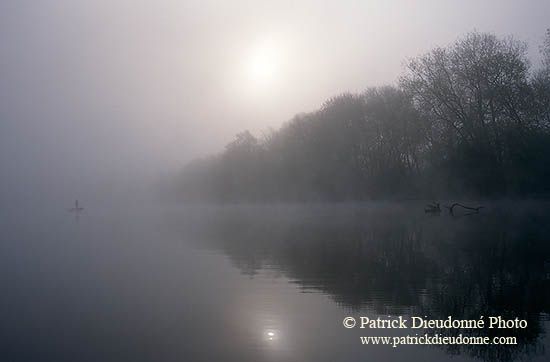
[1,202,549,362]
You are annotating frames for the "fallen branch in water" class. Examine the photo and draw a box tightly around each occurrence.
[444,203,484,215]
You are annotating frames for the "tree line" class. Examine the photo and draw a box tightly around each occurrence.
[171,31,550,202]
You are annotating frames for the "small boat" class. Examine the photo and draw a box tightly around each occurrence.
[68,200,84,212]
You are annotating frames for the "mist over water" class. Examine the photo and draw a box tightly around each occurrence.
[1,202,549,362]
[1,1,550,361]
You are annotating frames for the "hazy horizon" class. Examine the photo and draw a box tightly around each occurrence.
[1,0,549,204]
[2,3,550,361]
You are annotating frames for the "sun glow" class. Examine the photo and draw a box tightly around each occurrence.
[246,43,283,86]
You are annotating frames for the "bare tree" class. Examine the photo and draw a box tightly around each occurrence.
[401,32,532,164]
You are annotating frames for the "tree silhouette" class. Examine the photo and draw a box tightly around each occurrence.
[170,30,550,202]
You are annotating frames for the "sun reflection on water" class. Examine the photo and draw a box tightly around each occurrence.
[264,329,278,342]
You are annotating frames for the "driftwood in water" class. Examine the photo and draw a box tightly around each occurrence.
[424,202,484,215]
[444,203,484,215]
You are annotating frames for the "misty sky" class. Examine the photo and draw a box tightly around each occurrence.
[1,0,549,204]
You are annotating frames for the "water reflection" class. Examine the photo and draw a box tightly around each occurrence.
[175,202,550,362]
[265,330,277,341]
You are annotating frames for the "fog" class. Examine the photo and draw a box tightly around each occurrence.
[1,0,549,205]
[2,3,550,361]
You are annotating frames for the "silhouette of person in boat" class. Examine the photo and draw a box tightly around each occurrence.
[68,200,84,212]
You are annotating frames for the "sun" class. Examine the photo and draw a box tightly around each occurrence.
[246,43,282,86]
